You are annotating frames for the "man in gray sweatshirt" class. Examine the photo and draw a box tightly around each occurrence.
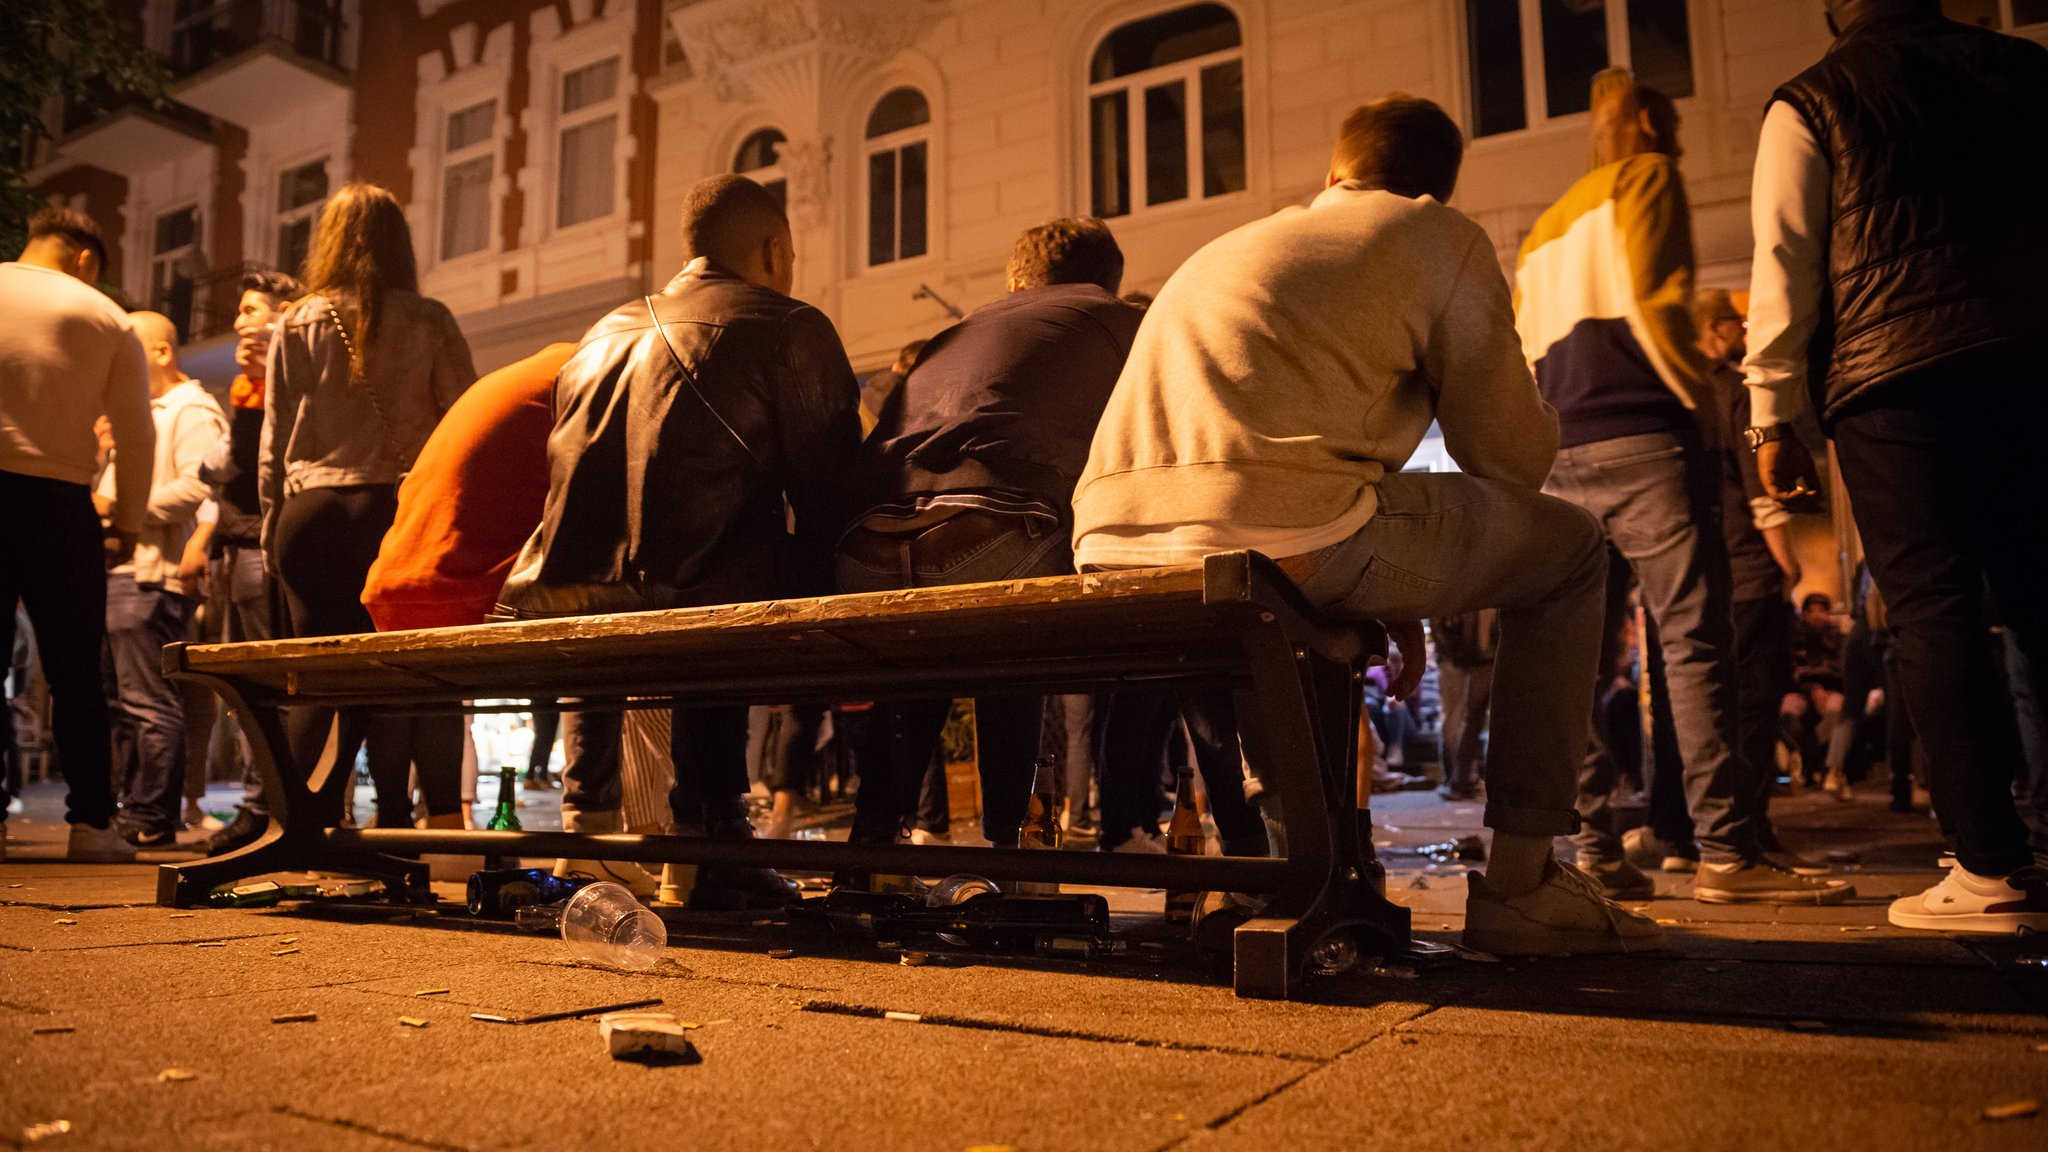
[1072,96,1659,957]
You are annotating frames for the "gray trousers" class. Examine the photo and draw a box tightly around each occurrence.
[1544,429,1760,864]
[1436,659,1493,792]
[214,545,272,814]
[1295,472,1607,839]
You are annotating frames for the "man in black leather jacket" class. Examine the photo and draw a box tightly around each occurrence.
[498,175,862,907]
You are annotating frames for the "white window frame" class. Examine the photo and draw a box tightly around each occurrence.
[273,153,331,273]
[1084,17,1246,218]
[1463,0,1696,140]
[148,201,201,334]
[734,127,788,201]
[412,24,513,273]
[862,92,932,269]
[551,54,624,232]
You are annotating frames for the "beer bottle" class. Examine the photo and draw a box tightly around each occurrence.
[1020,756,1062,850]
[1164,766,1204,923]
[486,764,521,832]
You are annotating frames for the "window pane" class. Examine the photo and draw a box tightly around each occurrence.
[866,87,931,138]
[1090,90,1130,218]
[1540,0,1609,119]
[1939,0,2001,26]
[277,159,328,212]
[446,100,496,152]
[2014,0,2048,25]
[279,218,313,279]
[1467,0,1528,137]
[868,150,897,267]
[441,154,493,259]
[1199,60,1245,197]
[901,141,927,260]
[1627,0,1693,99]
[155,207,196,254]
[562,58,619,114]
[557,115,616,227]
[735,128,785,173]
[1092,3,1241,82]
[1145,80,1189,206]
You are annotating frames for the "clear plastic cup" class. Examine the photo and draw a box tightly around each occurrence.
[559,881,667,970]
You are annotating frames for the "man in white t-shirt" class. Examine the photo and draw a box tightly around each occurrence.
[0,207,154,862]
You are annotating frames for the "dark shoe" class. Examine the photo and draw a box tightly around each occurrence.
[122,825,177,849]
[200,808,269,857]
[1437,781,1483,801]
[1576,856,1657,901]
[1695,859,1854,905]
[678,815,801,910]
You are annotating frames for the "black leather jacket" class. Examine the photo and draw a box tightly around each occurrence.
[496,261,862,616]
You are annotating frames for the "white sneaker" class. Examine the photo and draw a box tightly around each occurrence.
[554,858,661,900]
[1111,830,1168,854]
[1888,866,2048,933]
[1464,861,1667,956]
[67,823,137,863]
[908,827,951,846]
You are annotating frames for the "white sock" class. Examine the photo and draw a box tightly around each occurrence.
[1486,833,1554,897]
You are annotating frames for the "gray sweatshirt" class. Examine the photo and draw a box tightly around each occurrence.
[1072,183,1558,567]
[258,289,475,555]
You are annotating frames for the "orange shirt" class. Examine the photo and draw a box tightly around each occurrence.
[362,343,576,631]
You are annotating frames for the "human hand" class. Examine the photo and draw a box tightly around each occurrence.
[103,526,137,569]
[1756,436,1824,514]
[94,416,115,455]
[1384,619,1427,702]
[1866,687,1884,714]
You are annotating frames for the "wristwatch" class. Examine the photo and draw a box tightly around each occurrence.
[1742,423,1790,451]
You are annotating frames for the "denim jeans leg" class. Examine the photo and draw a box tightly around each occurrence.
[107,577,192,837]
[559,709,623,824]
[1295,473,1607,839]
[1547,432,1757,864]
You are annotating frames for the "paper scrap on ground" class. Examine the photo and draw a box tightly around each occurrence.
[599,1011,700,1065]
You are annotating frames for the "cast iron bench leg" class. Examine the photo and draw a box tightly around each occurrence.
[1231,637,1410,998]
[157,676,426,908]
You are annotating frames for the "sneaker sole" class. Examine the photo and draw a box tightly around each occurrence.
[1462,924,1667,957]
[1694,884,1855,906]
[1887,908,2048,933]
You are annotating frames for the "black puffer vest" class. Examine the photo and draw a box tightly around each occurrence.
[1772,5,2048,423]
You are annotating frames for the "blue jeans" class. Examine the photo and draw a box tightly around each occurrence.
[106,575,195,838]
[1296,472,1608,839]
[1544,430,1759,864]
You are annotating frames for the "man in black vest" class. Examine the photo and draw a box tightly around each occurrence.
[1743,0,2048,932]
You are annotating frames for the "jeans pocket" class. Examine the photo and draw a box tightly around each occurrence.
[1590,443,1686,471]
[1328,554,1445,617]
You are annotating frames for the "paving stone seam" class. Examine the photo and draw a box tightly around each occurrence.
[514,956,840,993]
[796,998,1324,1063]
[4,932,296,954]
[272,1105,482,1152]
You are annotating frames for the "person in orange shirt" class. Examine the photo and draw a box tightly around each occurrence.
[360,342,572,836]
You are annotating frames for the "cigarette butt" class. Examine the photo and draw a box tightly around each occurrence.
[195,941,226,948]
[168,913,194,919]
[157,1068,197,1083]
[899,951,931,967]
[54,918,77,926]
[414,988,451,996]
[31,1025,75,1035]
[399,1016,430,1028]
[883,1010,922,1022]
[751,919,776,926]
[1654,918,1679,925]
[767,949,796,959]
[1838,925,1878,932]
[271,947,300,957]
[271,1013,317,1024]
[1982,1099,2040,1121]
[279,936,298,945]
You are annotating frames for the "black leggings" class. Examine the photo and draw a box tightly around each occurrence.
[275,485,462,824]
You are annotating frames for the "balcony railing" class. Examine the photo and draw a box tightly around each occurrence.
[170,0,346,78]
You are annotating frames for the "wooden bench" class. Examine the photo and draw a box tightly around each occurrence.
[162,551,1412,999]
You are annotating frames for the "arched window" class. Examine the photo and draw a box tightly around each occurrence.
[864,87,930,266]
[1086,3,1245,218]
[734,128,788,209]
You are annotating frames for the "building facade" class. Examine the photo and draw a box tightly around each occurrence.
[33,0,2048,383]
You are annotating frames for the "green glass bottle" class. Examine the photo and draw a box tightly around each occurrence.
[486,765,521,832]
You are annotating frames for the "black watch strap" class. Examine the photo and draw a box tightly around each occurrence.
[1742,424,1790,451]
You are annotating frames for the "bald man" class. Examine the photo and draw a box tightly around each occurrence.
[95,311,227,847]
[498,174,861,909]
